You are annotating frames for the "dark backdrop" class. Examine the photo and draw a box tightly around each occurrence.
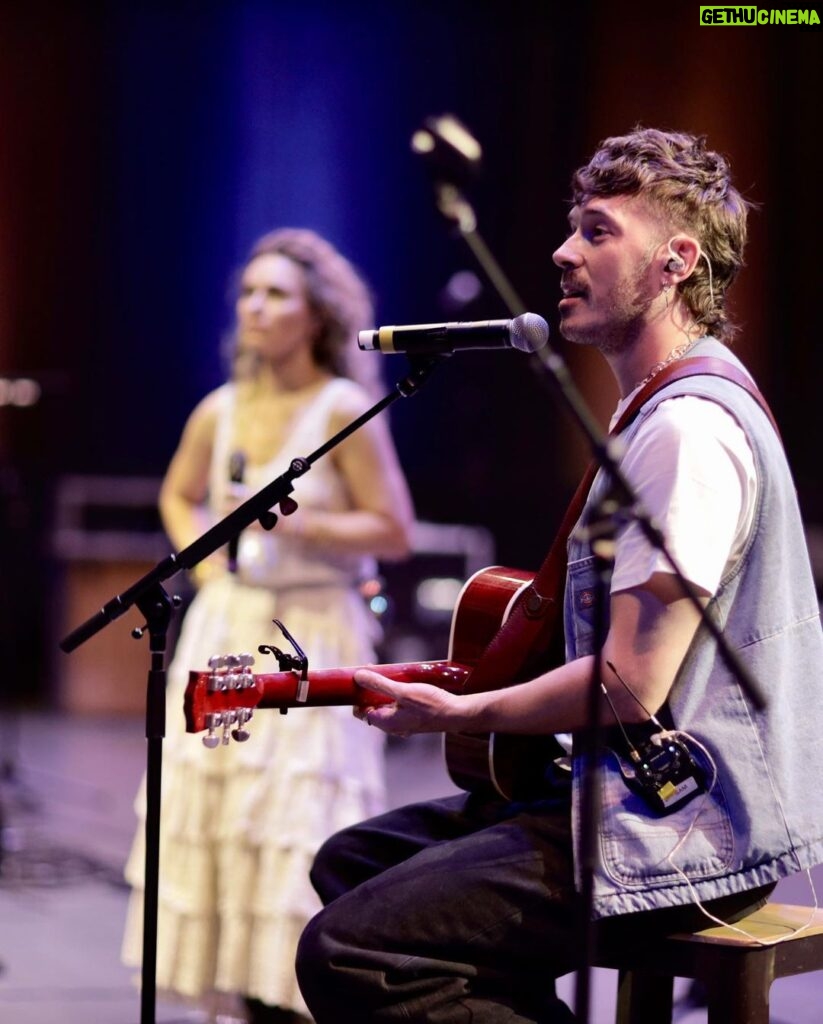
[1,1,820,700]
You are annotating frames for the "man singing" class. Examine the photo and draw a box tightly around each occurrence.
[295,127,823,1023]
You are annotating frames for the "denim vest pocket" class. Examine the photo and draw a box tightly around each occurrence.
[595,749,735,888]
[565,556,602,659]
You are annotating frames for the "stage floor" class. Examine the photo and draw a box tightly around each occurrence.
[1,710,820,1024]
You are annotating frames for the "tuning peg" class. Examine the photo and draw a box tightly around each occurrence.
[205,653,255,694]
[202,713,222,748]
[203,710,249,746]
[231,709,253,742]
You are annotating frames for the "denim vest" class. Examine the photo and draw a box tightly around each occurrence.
[564,337,823,918]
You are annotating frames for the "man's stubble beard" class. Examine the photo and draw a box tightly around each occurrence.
[559,248,659,355]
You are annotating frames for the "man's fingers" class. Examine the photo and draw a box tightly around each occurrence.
[353,668,397,697]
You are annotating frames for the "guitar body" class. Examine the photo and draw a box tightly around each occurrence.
[447,565,534,665]
[185,565,563,799]
[444,566,562,800]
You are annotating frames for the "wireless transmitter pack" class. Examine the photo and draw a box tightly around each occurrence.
[601,661,709,816]
[623,733,708,816]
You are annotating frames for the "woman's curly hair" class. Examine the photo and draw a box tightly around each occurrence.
[571,128,752,341]
[229,227,380,393]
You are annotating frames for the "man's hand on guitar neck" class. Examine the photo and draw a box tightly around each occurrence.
[353,572,705,742]
[353,668,466,737]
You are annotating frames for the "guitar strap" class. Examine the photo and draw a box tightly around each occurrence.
[463,354,779,693]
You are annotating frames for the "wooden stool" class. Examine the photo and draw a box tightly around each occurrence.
[596,902,823,1024]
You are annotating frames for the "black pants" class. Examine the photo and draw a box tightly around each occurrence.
[296,792,774,1023]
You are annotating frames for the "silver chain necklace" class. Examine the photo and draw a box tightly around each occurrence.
[632,337,698,392]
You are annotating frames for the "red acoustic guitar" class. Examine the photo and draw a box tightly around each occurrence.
[184,565,561,799]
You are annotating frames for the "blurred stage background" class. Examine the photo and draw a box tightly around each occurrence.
[1,0,821,709]
[0,2,821,1020]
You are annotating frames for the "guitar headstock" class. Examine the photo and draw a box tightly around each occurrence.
[184,653,261,747]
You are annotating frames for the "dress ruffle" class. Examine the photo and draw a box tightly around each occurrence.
[122,574,386,1013]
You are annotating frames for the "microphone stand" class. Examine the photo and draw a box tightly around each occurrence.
[59,355,441,1024]
[425,170,767,1024]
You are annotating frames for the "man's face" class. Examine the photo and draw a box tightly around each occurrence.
[552,194,665,353]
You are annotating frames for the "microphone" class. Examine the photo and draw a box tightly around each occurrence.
[358,313,549,356]
[227,450,246,574]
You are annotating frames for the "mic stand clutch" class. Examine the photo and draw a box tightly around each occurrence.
[414,112,767,1024]
[58,354,442,1024]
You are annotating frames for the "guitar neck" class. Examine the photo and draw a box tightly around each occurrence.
[184,659,471,735]
[185,563,557,799]
[256,660,470,708]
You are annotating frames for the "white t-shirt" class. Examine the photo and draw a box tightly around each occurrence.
[609,394,758,597]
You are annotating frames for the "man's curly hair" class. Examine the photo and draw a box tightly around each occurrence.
[572,128,752,341]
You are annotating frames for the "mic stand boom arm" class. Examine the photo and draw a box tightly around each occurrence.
[60,356,438,654]
[58,354,441,1024]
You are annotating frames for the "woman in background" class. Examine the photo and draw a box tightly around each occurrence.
[122,228,414,1023]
